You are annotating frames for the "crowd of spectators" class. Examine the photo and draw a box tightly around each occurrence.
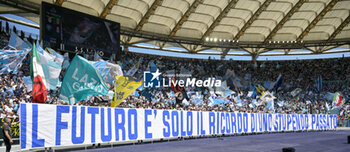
[0,23,350,127]
[115,53,350,120]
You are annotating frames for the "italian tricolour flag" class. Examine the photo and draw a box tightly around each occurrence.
[30,43,47,103]
[332,92,345,107]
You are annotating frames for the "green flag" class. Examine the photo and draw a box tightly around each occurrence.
[59,55,108,104]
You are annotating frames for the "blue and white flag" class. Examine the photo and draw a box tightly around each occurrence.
[0,49,30,74]
[291,88,302,97]
[106,62,123,77]
[46,48,64,64]
[228,77,242,90]
[274,74,283,92]
[302,109,308,114]
[105,62,123,86]
[8,33,31,50]
[247,91,256,98]
[266,100,274,112]
[215,81,233,97]
[208,93,228,106]
[235,95,242,107]
[94,51,102,61]
[134,90,140,97]
[90,60,113,88]
[261,91,276,102]
[22,76,33,92]
[224,69,235,80]
[192,92,203,105]
[277,101,284,107]
[314,75,322,93]
[137,84,145,91]
[62,53,70,70]
[91,60,110,78]
[149,60,157,71]
[249,99,256,108]
[325,92,335,101]
[264,81,274,90]
[182,98,189,106]
[125,66,138,76]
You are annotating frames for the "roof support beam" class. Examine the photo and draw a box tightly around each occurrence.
[156,41,166,49]
[220,48,230,60]
[177,43,191,52]
[201,0,239,40]
[328,15,350,41]
[130,39,152,45]
[195,47,213,52]
[0,15,39,29]
[169,0,202,37]
[135,0,163,32]
[55,0,64,6]
[0,10,28,14]
[0,0,39,14]
[234,0,273,41]
[264,0,306,43]
[296,0,339,42]
[100,0,118,18]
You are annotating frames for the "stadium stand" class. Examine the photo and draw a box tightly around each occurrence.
[0,26,349,128]
[1,0,350,151]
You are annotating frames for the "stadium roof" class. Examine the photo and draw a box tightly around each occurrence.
[0,0,350,57]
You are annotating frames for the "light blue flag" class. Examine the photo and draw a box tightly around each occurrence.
[247,91,256,98]
[302,109,308,114]
[0,49,30,74]
[274,74,283,92]
[23,76,33,92]
[46,48,64,64]
[62,53,70,69]
[150,60,157,71]
[236,95,242,107]
[250,99,256,108]
[4,87,13,97]
[91,61,108,69]
[264,81,274,90]
[314,75,322,93]
[249,84,256,91]
[329,106,340,114]
[8,33,30,50]
[105,72,114,87]
[83,53,88,59]
[134,91,140,97]
[94,51,101,61]
[107,90,114,100]
[182,98,189,106]
[277,101,284,107]
[192,92,203,105]
[325,92,335,101]
[209,94,227,106]
[59,55,109,104]
[110,54,115,61]
[91,60,110,78]
[266,100,274,112]
[125,66,138,76]
[101,67,111,80]
[138,84,145,91]
[224,90,234,97]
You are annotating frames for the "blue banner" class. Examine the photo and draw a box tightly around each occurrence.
[20,103,337,150]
